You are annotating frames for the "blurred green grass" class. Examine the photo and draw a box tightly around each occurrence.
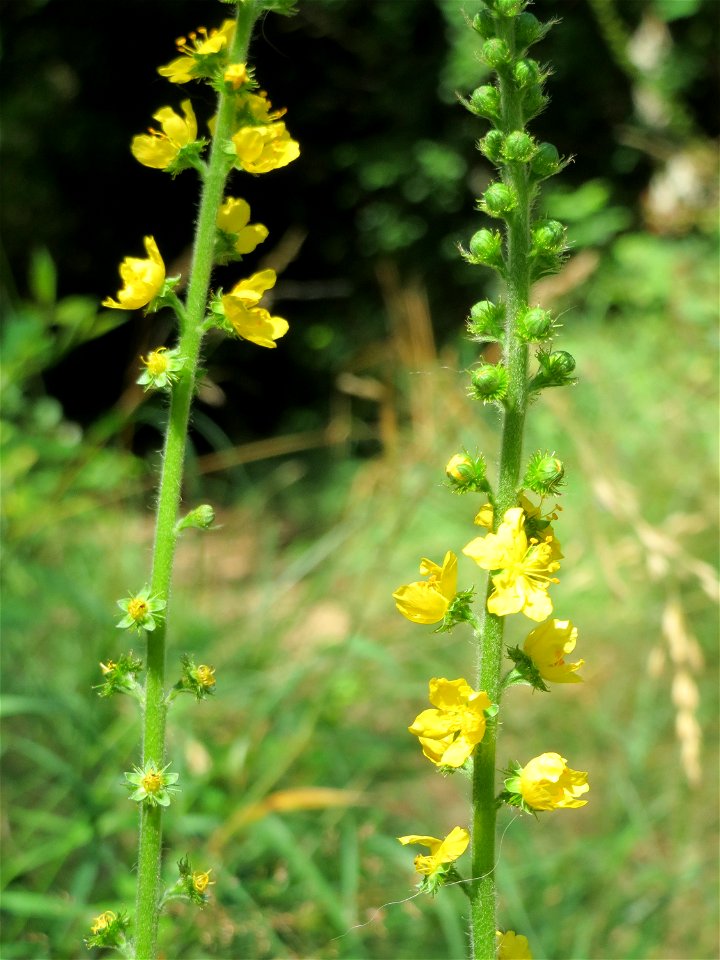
[2,229,718,960]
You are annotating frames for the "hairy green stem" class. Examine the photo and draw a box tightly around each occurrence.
[133,6,260,957]
[470,17,531,960]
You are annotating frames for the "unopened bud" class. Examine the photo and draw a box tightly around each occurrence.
[470,85,501,121]
[468,300,505,341]
[467,229,504,269]
[531,219,566,254]
[530,349,577,391]
[481,38,512,67]
[513,58,542,89]
[470,363,508,404]
[176,504,216,533]
[531,142,562,179]
[490,0,527,16]
[481,182,517,217]
[517,306,554,342]
[445,452,489,493]
[515,12,547,48]
[472,9,496,38]
[524,451,566,495]
[479,130,505,164]
[502,131,536,163]
[522,86,549,122]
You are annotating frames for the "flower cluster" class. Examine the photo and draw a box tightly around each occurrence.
[393,3,590,947]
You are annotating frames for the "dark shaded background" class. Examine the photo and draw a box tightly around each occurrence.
[2,0,717,460]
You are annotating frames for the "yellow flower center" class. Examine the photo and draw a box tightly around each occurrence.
[128,598,149,621]
[100,660,116,675]
[143,348,169,376]
[196,665,216,688]
[141,770,163,794]
[91,911,116,934]
[192,869,214,893]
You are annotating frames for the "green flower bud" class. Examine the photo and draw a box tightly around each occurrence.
[513,58,542,89]
[523,451,566,496]
[468,300,505,341]
[472,9,496,39]
[176,503,216,533]
[515,12,549,49]
[501,131,536,163]
[490,0,527,16]
[470,363,508,404]
[445,452,489,493]
[479,130,505,164]
[531,219,566,255]
[481,38,512,68]
[531,142,562,179]
[517,306,555,342]
[481,182,517,217]
[470,85,501,121]
[530,349,578,391]
[466,228,505,269]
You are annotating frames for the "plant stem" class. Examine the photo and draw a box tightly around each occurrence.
[470,17,531,959]
[132,6,260,957]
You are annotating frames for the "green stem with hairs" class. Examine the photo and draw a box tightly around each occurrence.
[470,16,532,960]
[133,5,261,957]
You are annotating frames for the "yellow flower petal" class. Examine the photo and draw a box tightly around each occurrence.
[102,236,165,310]
[519,752,589,810]
[523,618,584,683]
[393,551,457,624]
[397,827,469,876]
[497,930,533,960]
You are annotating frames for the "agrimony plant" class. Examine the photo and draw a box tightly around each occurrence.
[86,2,299,957]
[393,3,589,958]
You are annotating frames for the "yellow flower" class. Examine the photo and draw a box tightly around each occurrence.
[216,197,269,254]
[90,911,116,935]
[523,618,583,683]
[158,20,235,83]
[102,236,165,311]
[463,507,560,622]
[131,101,197,170]
[196,665,216,689]
[519,753,589,810]
[409,677,491,767]
[231,121,300,174]
[192,868,215,894]
[474,495,562,559]
[497,930,533,959]
[393,551,457,624]
[397,826,470,876]
[221,269,289,348]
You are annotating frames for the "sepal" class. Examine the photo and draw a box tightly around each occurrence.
[435,588,477,632]
[124,760,180,808]
[503,645,550,693]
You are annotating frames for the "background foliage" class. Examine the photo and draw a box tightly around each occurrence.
[1,0,718,958]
